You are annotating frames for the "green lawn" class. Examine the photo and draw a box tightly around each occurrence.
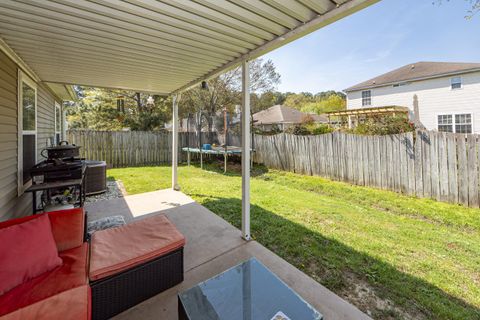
[108,163,480,320]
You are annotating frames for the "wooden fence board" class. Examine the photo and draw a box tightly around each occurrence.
[414,130,423,197]
[357,134,365,186]
[467,134,478,207]
[430,131,440,201]
[375,136,381,188]
[457,134,469,206]
[438,132,449,202]
[478,135,480,207]
[446,133,459,203]
[406,133,415,195]
[422,131,432,198]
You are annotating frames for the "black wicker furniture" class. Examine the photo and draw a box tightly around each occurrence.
[91,248,184,320]
[89,214,186,320]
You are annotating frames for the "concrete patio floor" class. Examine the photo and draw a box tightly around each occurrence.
[85,189,371,320]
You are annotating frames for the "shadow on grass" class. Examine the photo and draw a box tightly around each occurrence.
[185,159,269,177]
[196,195,480,320]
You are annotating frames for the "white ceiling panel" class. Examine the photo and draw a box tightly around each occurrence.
[0,0,379,94]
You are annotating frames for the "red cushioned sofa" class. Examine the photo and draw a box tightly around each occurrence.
[0,208,185,320]
[0,208,90,320]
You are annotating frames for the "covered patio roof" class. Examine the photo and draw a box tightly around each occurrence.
[0,0,378,94]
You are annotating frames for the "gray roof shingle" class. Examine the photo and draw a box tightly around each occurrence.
[253,105,328,125]
[345,61,480,92]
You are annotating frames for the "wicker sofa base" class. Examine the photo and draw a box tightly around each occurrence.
[90,247,184,320]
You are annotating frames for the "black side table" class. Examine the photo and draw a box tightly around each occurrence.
[25,177,86,214]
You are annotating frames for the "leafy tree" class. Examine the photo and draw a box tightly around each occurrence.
[251,91,286,114]
[283,93,312,110]
[434,0,480,18]
[66,87,171,131]
[301,94,346,114]
[180,58,281,137]
[283,91,346,114]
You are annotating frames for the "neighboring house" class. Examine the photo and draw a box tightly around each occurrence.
[345,62,480,133]
[253,105,328,131]
[0,47,75,219]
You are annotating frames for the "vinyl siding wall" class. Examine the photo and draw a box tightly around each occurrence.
[0,50,62,221]
[346,71,480,133]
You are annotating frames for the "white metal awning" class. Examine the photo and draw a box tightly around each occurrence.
[0,0,378,94]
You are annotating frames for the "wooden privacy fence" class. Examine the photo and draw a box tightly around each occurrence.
[253,131,480,208]
[68,130,172,167]
[67,130,214,168]
[68,130,480,207]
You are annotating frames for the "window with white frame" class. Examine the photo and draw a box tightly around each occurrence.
[438,113,472,133]
[55,102,61,144]
[437,114,453,132]
[451,77,462,90]
[455,113,472,133]
[18,71,37,190]
[362,90,371,106]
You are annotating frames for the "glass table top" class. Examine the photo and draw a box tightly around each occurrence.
[178,258,323,320]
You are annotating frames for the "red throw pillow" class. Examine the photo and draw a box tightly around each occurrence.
[0,214,63,294]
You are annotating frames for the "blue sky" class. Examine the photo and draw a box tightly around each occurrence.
[263,0,480,93]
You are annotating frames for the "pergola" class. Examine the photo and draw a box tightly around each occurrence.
[0,0,379,240]
[327,106,410,128]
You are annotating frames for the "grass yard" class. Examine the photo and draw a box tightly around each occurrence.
[108,163,480,320]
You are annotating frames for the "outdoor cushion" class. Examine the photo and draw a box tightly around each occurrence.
[0,214,62,295]
[89,214,185,281]
[0,208,86,252]
[0,243,89,318]
[48,208,85,252]
[0,285,90,320]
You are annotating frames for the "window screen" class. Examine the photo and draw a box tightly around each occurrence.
[455,114,472,133]
[437,114,453,132]
[55,105,61,133]
[22,83,36,131]
[362,90,371,106]
[451,77,462,90]
[21,79,36,186]
[438,113,472,133]
[22,135,36,184]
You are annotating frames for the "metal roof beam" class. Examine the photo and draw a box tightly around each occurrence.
[174,0,380,93]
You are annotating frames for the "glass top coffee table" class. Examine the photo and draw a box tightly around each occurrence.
[178,258,323,320]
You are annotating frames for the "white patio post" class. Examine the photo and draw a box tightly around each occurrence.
[241,60,251,241]
[172,94,180,191]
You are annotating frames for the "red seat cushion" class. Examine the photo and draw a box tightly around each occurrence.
[48,208,85,252]
[0,243,89,317]
[0,215,62,295]
[89,214,185,281]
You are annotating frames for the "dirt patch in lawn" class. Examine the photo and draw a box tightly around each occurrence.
[338,272,425,320]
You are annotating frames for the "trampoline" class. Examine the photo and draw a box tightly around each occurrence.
[183,146,253,173]
[182,107,253,173]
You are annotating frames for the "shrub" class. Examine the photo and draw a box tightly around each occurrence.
[347,115,414,135]
[285,123,334,135]
[310,124,334,135]
[254,123,282,135]
[286,124,310,135]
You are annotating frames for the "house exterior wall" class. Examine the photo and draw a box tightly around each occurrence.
[0,49,62,221]
[346,71,480,133]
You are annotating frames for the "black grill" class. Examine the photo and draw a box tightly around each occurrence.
[30,157,85,182]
